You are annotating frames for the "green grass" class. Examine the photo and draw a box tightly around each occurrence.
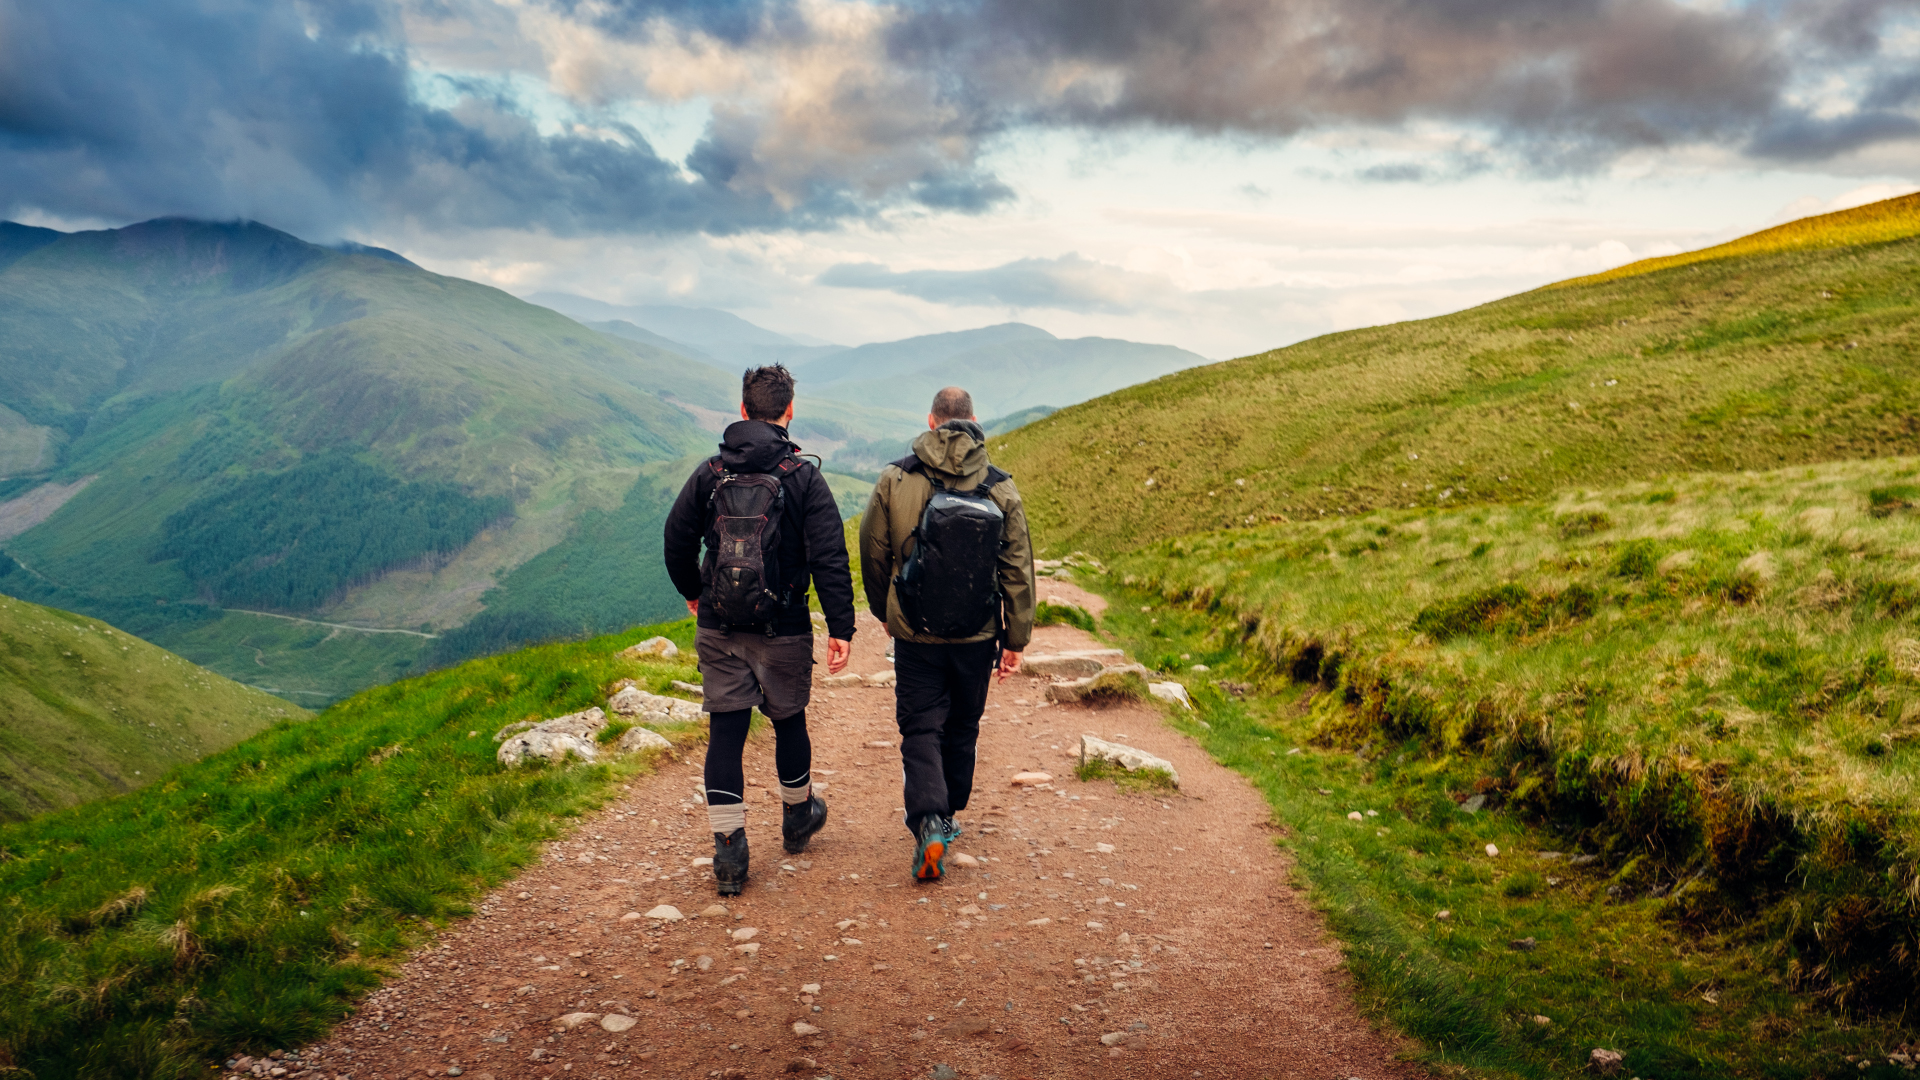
[1094,454,1920,1042]
[1073,757,1177,794]
[0,595,304,822]
[1088,579,1918,1079]
[995,194,1920,556]
[0,618,705,1079]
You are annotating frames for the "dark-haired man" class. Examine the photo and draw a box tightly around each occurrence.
[663,365,856,895]
[860,386,1034,882]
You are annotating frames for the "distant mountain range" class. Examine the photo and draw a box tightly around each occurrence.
[527,291,1211,451]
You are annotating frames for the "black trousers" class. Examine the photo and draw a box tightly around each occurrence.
[894,637,997,832]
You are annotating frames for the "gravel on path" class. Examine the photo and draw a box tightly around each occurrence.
[290,607,1419,1080]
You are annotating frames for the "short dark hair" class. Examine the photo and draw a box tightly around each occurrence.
[742,365,795,421]
[930,386,974,422]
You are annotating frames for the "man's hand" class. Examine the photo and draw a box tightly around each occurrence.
[827,637,851,674]
[686,599,699,616]
[997,648,1022,682]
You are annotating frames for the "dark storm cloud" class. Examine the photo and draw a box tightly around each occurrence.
[880,0,1919,164]
[819,254,1169,314]
[0,0,879,236]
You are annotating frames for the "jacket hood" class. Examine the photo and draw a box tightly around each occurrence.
[911,420,989,485]
[718,420,798,473]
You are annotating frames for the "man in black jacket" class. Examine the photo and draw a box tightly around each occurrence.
[662,365,856,895]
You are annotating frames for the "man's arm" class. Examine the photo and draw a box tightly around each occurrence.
[996,479,1036,655]
[800,467,857,643]
[661,468,708,610]
[858,473,895,618]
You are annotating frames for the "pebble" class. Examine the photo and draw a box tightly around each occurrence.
[600,1014,636,1033]
[952,853,980,868]
[1434,910,1452,921]
[1509,937,1537,952]
[692,857,714,867]
[557,1012,600,1029]
[1347,812,1364,822]
[731,927,759,942]
[516,892,531,900]
[1100,1032,1128,1046]
[1011,772,1053,786]
[1485,844,1500,857]
[619,911,643,922]
[801,983,821,993]
[792,1022,822,1036]
[700,904,730,917]
[931,1066,959,1080]
[1026,917,1052,926]
[646,905,685,921]
[1095,843,1115,854]
[447,1069,463,1077]
[734,943,760,956]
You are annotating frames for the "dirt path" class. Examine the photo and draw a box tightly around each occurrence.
[300,598,1418,1080]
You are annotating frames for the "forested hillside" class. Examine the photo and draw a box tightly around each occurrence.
[0,219,733,701]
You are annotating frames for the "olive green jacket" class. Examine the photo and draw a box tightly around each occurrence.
[859,422,1036,650]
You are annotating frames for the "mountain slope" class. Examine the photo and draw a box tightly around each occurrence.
[811,333,1209,418]
[794,322,1051,384]
[527,292,842,369]
[0,219,735,700]
[0,593,303,821]
[995,192,1920,555]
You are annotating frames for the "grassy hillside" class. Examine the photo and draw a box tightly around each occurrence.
[1557,190,1920,288]
[994,193,1920,555]
[0,219,737,698]
[0,594,303,822]
[0,618,704,1079]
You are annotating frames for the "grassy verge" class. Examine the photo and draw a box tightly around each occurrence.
[1062,456,1920,1077]
[0,618,705,1080]
[1092,595,1916,1079]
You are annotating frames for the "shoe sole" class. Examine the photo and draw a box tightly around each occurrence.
[716,880,744,896]
[915,839,946,881]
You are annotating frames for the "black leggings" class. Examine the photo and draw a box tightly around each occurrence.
[703,709,812,808]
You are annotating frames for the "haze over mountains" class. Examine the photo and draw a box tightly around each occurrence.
[0,219,1211,704]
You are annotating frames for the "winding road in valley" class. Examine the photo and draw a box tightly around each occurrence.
[295,582,1418,1080]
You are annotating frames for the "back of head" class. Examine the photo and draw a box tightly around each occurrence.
[742,365,795,421]
[929,386,974,424]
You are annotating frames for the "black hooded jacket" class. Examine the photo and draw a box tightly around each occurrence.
[663,420,857,640]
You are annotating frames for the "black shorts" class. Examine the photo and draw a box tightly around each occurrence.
[694,626,814,720]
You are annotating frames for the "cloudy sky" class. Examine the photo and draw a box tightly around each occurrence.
[3,0,1918,357]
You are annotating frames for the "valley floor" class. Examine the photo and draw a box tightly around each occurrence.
[289,603,1415,1080]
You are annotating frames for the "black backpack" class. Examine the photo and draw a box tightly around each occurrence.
[892,458,1010,638]
[701,462,791,628]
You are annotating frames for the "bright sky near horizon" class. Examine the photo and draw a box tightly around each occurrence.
[4,0,1919,358]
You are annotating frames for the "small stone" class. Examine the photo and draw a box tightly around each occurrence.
[621,636,679,660]
[1026,917,1051,926]
[952,853,980,868]
[619,911,643,922]
[1347,811,1364,822]
[822,673,863,688]
[1509,937,1537,952]
[692,857,714,868]
[600,1014,636,1033]
[1094,843,1115,854]
[645,905,684,921]
[1590,1048,1624,1076]
[732,927,759,942]
[446,1069,463,1077]
[1100,1032,1127,1046]
[1434,910,1451,921]
[801,983,822,993]
[1459,794,1487,814]
[1011,772,1052,786]
[1485,843,1500,857]
[784,1059,818,1073]
[930,1065,960,1080]
[866,740,896,748]
[696,954,714,970]
[862,670,897,688]
[516,892,531,900]
[792,1021,822,1036]
[700,904,730,917]
[557,1012,600,1029]
[734,943,760,956]
[1531,1015,1551,1026]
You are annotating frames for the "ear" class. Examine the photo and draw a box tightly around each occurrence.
[780,401,795,426]
[927,413,939,430]
[740,404,750,421]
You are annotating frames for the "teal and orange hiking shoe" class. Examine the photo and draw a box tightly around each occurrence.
[912,815,959,882]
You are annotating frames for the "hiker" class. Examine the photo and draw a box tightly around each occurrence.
[860,386,1035,881]
[662,365,856,896]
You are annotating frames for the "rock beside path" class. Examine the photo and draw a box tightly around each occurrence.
[616,726,674,754]
[497,728,598,767]
[1080,735,1180,785]
[608,687,704,724]
[621,636,680,660]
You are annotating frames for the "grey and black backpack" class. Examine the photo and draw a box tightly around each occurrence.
[891,457,1010,638]
[701,457,800,628]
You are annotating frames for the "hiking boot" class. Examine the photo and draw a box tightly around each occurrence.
[782,794,828,854]
[713,828,749,896]
[912,814,959,882]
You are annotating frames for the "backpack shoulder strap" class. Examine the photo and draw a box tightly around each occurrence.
[891,455,922,475]
[982,465,1011,489]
